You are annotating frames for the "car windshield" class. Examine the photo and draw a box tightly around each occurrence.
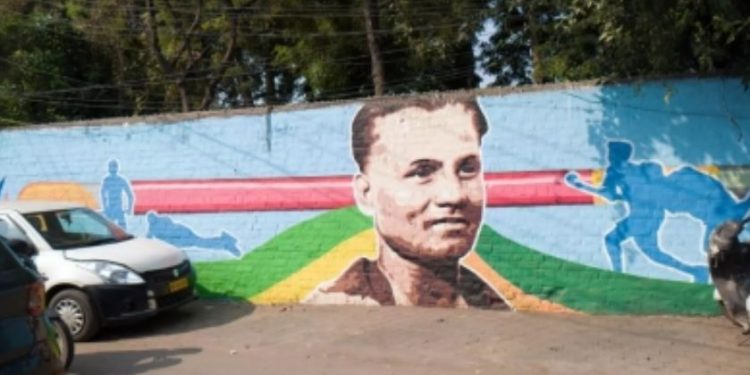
[22,208,133,250]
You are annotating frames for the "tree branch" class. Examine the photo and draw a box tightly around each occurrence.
[173,0,204,63]
[201,0,240,110]
[144,0,173,76]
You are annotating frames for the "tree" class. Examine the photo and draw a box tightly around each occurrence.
[0,0,492,125]
[0,1,120,126]
[383,0,487,92]
[63,0,161,116]
[273,0,489,101]
[481,0,750,85]
[582,0,750,82]
[66,0,295,111]
[143,0,239,112]
[363,0,385,96]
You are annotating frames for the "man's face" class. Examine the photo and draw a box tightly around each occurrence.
[355,103,485,262]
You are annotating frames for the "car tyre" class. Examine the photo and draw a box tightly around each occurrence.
[50,289,100,342]
[50,316,75,370]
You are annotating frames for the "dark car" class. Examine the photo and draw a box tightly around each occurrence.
[0,239,64,375]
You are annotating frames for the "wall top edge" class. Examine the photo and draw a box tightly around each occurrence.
[1,73,740,132]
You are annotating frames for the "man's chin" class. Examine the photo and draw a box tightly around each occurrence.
[415,241,473,261]
[383,234,476,262]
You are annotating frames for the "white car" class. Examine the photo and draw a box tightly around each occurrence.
[0,201,197,341]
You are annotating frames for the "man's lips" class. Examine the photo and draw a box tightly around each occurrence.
[426,217,471,227]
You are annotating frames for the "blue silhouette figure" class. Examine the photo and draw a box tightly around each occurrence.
[145,211,242,258]
[667,166,750,247]
[100,160,134,229]
[565,141,750,283]
[0,177,5,197]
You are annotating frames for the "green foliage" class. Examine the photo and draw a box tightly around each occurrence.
[2,0,749,126]
[0,3,119,126]
[480,0,750,85]
[262,0,488,100]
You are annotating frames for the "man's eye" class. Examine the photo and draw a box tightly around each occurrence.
[458,161,480,177]
[407,164,436,178]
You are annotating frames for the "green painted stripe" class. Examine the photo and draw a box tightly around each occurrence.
[195,206,718,315]
[475,226,718,315]
[194,207,371,299]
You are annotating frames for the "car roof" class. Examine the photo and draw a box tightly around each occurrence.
[0,201,85,214]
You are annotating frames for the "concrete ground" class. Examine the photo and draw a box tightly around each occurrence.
[68,300,750,375]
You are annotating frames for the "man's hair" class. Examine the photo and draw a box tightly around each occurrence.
[351,96,488,172]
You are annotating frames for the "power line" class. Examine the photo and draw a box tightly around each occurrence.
[0,1,493,123]
[0,56,98,86]
[8,63,479,115]
[29,0,488,19]
[1,4,485,38]
[8,45,476,99]
[0,5,486,85]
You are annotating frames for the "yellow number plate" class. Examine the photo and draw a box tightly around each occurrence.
[168,277,189,293]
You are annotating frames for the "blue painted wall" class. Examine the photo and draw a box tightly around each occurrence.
[1,77,748,285]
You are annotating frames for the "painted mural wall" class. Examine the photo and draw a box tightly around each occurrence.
[1,77,749,315]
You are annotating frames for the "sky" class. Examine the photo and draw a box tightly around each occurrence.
[475,18,498,88]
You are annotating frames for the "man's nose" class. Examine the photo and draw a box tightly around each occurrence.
[434,173,467,207]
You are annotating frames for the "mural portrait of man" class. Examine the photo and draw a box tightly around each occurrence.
[306,96,508,309]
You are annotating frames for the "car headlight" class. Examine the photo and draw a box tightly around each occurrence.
[76,261,145,285]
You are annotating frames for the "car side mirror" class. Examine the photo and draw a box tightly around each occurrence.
[8,239,38,258]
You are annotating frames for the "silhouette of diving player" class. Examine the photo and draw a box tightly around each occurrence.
[565,141,750,283]
[146,211,242,258]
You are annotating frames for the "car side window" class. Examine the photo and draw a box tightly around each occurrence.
[0,217,29,243]
[56,210,110,237]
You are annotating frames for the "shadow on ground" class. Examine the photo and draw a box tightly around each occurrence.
[93,298,255,341]
[69,347,202,375]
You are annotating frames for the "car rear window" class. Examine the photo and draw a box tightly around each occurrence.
[0,242,20,272]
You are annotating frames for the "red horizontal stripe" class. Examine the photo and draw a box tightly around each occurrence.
[132,171,595,214]
[485,171,594,207]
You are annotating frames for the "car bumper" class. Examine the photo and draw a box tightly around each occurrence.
[85,265,197,325]
[0,341,64,375]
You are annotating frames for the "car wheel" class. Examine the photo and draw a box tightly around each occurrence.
[50,289,100,342]
[51,316,75,370]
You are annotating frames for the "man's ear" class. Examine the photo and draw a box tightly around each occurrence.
[353,174,374,216]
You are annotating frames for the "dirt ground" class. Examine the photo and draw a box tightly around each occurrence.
[68,300,750,375]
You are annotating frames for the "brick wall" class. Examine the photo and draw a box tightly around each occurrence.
[1,77,748,314]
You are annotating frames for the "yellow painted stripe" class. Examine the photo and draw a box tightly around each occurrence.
[462,252,579,313]
[250,229,377,304]
[590,169,606,205]
[252,227,576,313]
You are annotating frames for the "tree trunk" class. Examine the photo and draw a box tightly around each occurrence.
[527,4,544,83]
[363,0,385,96]
[177,81,189,112]
[200,0,238,110]
[145,0,203,112]
[264,61,276,105]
